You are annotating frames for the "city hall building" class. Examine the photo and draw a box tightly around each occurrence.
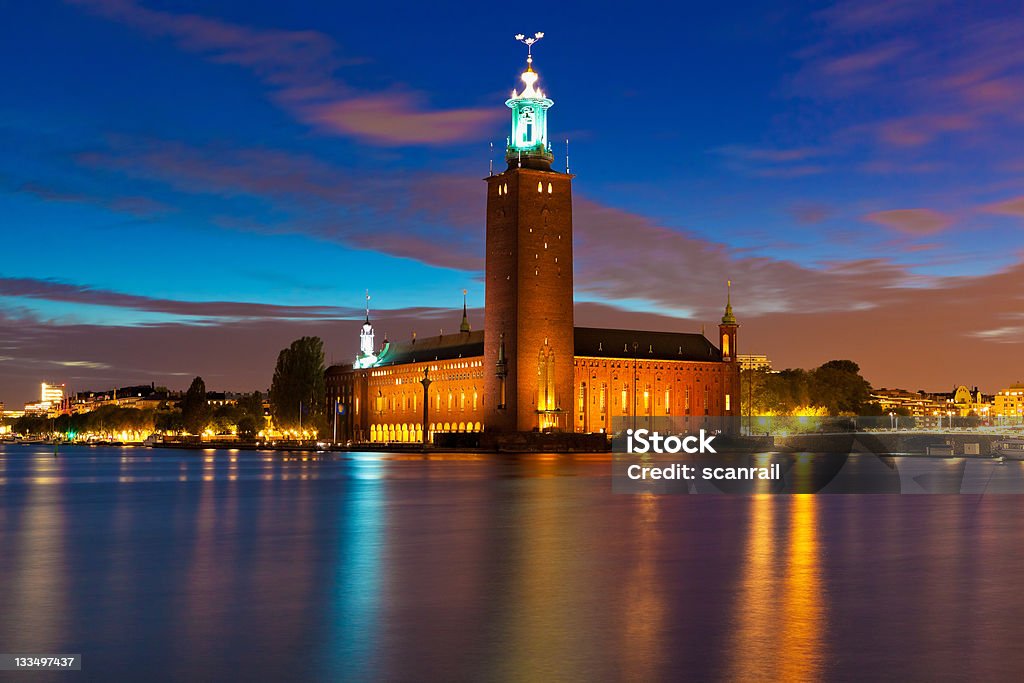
[325,38,740,443]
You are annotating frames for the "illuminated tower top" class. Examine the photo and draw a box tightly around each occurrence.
[355,290,377,368]
[506,32,555,170]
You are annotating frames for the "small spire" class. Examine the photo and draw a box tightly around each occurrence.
[460,289,471,333]
[364,289,371,324]
[721,280,737,325]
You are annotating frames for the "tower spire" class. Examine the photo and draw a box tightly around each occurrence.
[506,32,554,170]
[460,289,471,333]
[722,280,737,324]
[365,289,371,324]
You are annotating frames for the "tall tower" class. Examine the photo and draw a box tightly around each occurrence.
[484,33,574,432]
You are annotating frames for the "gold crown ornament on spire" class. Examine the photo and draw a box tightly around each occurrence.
[511,32,547,99]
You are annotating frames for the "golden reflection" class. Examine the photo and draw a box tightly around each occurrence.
[779,495,825,682]
[9,454,68,645]
[620,493,665,679]
[726,494,779,681]
[727,494,825,682]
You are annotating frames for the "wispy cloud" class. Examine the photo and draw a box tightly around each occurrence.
[67,0,501,145]
[863,209,953,235]
[0,276,364,323]
[714,145,829,177]
[982,196,1024,218]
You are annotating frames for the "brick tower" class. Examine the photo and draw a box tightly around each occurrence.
[484,33,574,432]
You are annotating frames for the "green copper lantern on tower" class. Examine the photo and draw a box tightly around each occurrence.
[506,32,554,170]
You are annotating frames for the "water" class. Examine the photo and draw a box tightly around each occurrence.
[1,444,1023,682]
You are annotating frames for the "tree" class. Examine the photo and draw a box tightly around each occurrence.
[236,391,264,439]
[809,360,873,415]
[270,337,326,434]
[180,376,211,435]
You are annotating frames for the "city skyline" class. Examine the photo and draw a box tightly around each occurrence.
[3,0,1024,405]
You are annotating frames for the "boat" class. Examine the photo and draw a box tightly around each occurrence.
[992,438,1024,459]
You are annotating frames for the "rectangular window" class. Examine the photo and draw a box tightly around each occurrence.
[578,384,585,412]
[643,385,650,412]
[665,388,671,415]
[685,387,690,410]
[725,394,731,411]
[600,383,607,412]
[621,386,628,411]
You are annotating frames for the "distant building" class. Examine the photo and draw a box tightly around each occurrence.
[873,385,994,425]
[995,383,1024,419]
[945,385,990,418]
[41,382,65,405]
[737,354,772,372]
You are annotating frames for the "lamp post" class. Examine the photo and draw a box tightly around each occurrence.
[632,341,638,434]
[420,366,432,448]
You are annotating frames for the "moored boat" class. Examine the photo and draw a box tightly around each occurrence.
[992,438,1024,459]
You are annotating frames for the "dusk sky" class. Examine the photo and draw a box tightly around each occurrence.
[3,0,1024,405]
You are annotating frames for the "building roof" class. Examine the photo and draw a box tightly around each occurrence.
[373,331,485,367]
[574,327,722,362]
[327,326,724,373]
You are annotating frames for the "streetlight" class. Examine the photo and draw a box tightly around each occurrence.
[632,341,638,434]
[420,366,432,448]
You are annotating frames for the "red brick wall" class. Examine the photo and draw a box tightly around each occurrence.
[484,168,575,432]
[572,357,741,433]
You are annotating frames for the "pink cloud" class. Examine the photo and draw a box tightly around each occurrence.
[863,209,953,234]
[877,114,975,148]
[983,196,1024,218]
[67,0,499,145]
[789,203,832,225]
[298,93,501,146]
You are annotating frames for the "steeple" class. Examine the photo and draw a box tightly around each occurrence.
[718,281,738,363]
[460,289,471,333]
[506,32,554,170]
[354,290,377,368]
[722,280,737,325]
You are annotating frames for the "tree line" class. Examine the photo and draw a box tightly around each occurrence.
[9,336,328,439]
[740,359,878,416]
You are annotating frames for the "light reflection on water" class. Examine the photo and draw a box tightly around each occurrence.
[1,445,1024,682]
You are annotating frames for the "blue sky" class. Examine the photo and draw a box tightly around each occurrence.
[2,0,1024,403]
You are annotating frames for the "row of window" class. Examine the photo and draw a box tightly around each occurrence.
[494,182,555,195]
[375,389,481,414]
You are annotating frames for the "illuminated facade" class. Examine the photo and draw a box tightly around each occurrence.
[738,354,773,372]
[995,383,1024,419]
[325,38,740,442]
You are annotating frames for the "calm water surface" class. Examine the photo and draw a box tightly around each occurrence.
[1,444,1023,682]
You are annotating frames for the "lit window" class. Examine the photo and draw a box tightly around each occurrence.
[537,182,543,192]
[547,182,553,193]
[725,394,731,411]
[503,183,508,194]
